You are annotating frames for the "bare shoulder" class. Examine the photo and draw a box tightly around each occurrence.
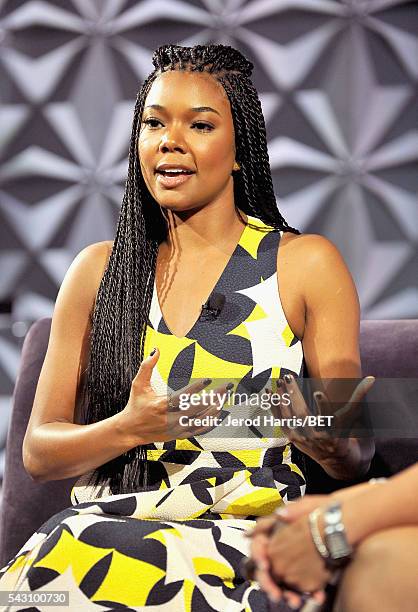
[280,231,342,264]
[74,240,113,270]
[68,240,113,288]
[54,240,114,324]
[278,231,358,312]
[279,231,352,280]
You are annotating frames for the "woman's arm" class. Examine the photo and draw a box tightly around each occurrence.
[22,242,140,481]
[22,241,222,482]
[339,462,418,545]
[248,463,418,602]
[286,234,374,479]
[25,419,140,482]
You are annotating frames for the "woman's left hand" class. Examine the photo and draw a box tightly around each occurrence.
[268,373,375,463]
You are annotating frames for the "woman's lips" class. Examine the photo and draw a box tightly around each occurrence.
[156,172,194,188]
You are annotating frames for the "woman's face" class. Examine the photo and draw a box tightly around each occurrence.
[138,70,237,213]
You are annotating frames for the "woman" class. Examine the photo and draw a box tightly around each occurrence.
[247,463,418,611]
[0,44,374,611]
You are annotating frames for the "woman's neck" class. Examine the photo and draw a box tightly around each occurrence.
[163,205,248,257]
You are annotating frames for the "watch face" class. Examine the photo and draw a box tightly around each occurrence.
[324,504,352,565]
[327,512,340,525]
[325,504,342,525]
[328,533,350,559]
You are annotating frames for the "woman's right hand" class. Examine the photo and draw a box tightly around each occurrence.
[120,347,230,444]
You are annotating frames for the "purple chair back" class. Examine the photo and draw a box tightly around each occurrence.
[305,319,418,493]
[0,319,77,568]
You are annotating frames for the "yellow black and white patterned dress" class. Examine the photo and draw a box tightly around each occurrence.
[0,216,307,611]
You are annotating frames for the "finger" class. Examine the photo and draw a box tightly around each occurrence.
[193,381,234,415]
[283,589,302,609]
[312,590,326,605]
[170,381,233,415]
[273,496,327,522]
[270,379,292,435]
[250,535,284,602]
[179,377,214,400]
[183,396,228,430]
[250,532,270,569]
[281,373,309,419]
[166,378,213,412]
[244,516,278,538]
[255,566,283,604]
[193,401,223,420]
[276,378,293,418]
[131,347,159,390]
[348,376,375,405]
[279,376,316,441]
[313,391,329,417]
[170,393,233,439]
[333,376,375,425]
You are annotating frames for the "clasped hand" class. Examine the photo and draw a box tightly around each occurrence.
[246,495,332,608]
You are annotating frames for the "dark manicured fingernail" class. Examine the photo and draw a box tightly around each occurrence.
[149,348,156,356]
[276,378,283,388]
[284,374,292,384]
[226,382,234,390]
[203,378,212,385]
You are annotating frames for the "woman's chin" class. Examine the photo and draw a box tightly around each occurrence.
[156,201,205,216]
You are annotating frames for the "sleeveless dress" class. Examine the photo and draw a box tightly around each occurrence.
[0,215,308,612]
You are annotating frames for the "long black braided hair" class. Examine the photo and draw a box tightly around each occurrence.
[81,44,300,495]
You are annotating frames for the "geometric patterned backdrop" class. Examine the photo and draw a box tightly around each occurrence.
[0,0,417,477]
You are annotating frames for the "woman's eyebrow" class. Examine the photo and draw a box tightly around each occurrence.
[144,104,221,116]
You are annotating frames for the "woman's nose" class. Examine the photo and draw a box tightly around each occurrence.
[159,138,185,153]
[159,128,186,153]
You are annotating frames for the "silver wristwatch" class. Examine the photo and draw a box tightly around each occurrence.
[323,501,353,568]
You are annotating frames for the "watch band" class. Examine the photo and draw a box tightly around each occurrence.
[308,508,329,560]
[323,501,353,568]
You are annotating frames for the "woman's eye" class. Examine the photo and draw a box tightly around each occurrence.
[141,119,214,131]
[142,118,161,128]
[193,122,214,131]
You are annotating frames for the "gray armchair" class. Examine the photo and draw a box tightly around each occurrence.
[0,318,417,568]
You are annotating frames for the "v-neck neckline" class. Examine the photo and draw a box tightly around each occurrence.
[154,219,251,339]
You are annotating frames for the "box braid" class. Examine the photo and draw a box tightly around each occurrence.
[81,44,300,496]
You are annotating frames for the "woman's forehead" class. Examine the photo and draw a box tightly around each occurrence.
[145,70,230,110]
